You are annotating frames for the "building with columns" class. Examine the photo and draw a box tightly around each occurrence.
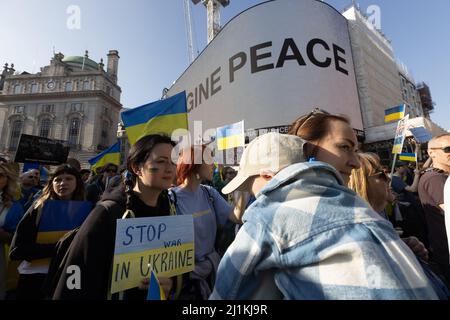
[0,50,122,167]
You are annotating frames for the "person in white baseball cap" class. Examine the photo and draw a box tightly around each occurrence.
[211,132,439,300]
[222,132,305,196]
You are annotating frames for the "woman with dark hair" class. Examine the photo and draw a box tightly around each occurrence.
[173,145,248,300]
[0,163,24,299]
[52,134,181,300]
[9,165,85,300]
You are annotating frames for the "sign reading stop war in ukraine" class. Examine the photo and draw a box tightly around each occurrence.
[111,215,195,294]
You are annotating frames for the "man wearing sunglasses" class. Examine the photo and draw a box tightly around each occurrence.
[418,134,450,285]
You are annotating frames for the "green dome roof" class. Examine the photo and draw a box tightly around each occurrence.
[62,56,99,70]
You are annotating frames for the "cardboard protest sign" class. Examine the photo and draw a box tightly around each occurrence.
[392,115,410,154]
[14,134,70,165]
[111,215,195,294]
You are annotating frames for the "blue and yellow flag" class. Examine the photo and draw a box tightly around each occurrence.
[385,105,406,123]
[398,153,417,162]
[88,141,120,173]
[121,91,188,145]
[32,200,92,267]
[216,121,245,151]
[147,270,166,300]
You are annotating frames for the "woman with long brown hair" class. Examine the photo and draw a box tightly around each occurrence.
[0,163,24,300]
[9,165,85,300]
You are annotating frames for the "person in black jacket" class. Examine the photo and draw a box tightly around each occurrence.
[9,165,85,300]
[52,134,180,300]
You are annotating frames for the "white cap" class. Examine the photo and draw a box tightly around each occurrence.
[222,132,305,194]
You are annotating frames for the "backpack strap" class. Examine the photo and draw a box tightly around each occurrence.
[200,185,214,205]
[167,190,177,216]
[166,189,183,299]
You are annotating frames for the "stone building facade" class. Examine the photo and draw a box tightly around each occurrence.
[0,50,122,167]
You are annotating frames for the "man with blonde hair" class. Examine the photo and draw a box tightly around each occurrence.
[418,134,450,284]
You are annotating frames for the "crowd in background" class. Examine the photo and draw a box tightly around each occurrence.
[0,108,449,300]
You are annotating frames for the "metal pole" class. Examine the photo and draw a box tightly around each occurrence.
[389,153,397,187]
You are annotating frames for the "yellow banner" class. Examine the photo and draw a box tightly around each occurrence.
[110,242,195,294]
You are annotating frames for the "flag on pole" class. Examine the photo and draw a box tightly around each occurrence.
[385,105,406,123]
[216,121,245,151]
[88,141,120,173]
[398,153,417,162]
[121,91,188,145]
[147,270,166,300]
[409,126,433,143]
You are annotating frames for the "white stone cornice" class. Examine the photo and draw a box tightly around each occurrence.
[37,112,56,120]
[0,90,122,108]
[7,113,26,122]
[65,111,85,120]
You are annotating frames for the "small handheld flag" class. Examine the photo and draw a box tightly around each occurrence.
[385,105,406,123]
[121,91,188,145]
[88,141,120,173]
[398,153,417,162]
[216,121,245,151]
[147,270,166,300]
[409,126,433,143]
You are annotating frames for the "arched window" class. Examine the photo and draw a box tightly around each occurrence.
[9,120,23,150]
[65,82,73,92]
[31,83,38,93]
[39,118,51,138]
[68,118,80,147]
[13,84,21,94]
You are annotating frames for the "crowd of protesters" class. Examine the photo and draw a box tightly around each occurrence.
[0,108,449,300]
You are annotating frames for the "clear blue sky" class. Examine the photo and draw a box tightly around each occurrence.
[1,0,449,129]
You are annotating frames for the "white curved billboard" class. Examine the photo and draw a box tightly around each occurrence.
[167,0,363,136]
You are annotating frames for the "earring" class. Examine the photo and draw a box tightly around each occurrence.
[195,173,201,180]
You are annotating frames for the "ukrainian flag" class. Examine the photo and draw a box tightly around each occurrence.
[384,105,406,123]
[88,141,121,173]
[147,270,166,300]
[398,153,417,162]
[216,121,245,151]
[121,91,188,145]
[32,200,92,267]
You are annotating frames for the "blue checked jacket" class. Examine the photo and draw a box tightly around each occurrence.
[210,162,438,300]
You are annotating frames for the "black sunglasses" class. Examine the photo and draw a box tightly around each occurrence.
[430,146,450,154]
[105,169,117,173]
